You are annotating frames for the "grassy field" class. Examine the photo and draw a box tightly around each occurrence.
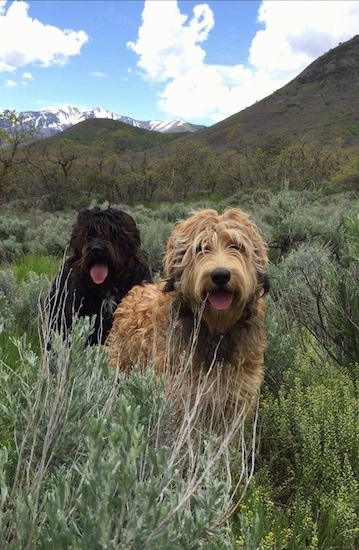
[0,190,358,548]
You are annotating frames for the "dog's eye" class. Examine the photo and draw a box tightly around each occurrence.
[87,229,98,240]
[230,243,243,252]
[175,252,185,265]
[196,244,210,254]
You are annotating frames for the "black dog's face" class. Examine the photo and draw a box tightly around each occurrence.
[69,207,141,287]
[84,237,113,286]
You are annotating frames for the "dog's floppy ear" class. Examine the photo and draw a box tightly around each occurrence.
[76,208,93,225]
[68,210,90,254]
[257,272,270,296]
[224,208,269,273]
[73,208,95,232]
[163,276,175,293]
[110,208,142,253]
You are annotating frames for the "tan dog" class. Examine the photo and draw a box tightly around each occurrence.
[106,208,269,428]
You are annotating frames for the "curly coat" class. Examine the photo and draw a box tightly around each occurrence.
[47,206,152,345]
[106,208,269,425]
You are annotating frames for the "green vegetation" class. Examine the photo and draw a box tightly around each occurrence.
[0,328,240,548]
[45,117,182,149]
[2,99,359,210]
[0,190,358,547]
[1,35,359,546]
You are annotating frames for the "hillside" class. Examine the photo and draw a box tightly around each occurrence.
[186,35,359,150]
[42,118,183,151]
[2,35,359,210]
[45,36,359,155]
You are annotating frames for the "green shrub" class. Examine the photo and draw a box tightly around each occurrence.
[138,218,173,275]
[232,481,319,549]
[0,268,17,331]
[263,191,329,260]
[0,267,50,337]
[270,236,359,373]
[0,216,30,243]
[263,294,300,393]
[27,216,73,257]
[1,191,359,548]
[154,202,190,223]
[0,217,31,262]
[258,351,359,548]
[0,320,250,548]
[0,235,24,263]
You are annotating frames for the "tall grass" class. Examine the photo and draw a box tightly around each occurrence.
[1,191,359,547]
[0,254,55,361]
[0,285,258,548]
[11,253,60,283]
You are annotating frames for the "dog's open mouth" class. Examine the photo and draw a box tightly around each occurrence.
[207,289,234,310]
[90,263,109,285]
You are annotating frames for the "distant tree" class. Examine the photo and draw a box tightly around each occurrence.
[273,137,346,190]
[328,145,359,190]
[110,128,135,155]
[23,138,84,209]
[167,140,216,198]
[0,109,38,198]
[52,139,80,184]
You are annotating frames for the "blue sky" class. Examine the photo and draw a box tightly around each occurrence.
[1,0,359,126]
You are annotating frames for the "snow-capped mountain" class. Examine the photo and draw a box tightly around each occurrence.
[12,106,205,136]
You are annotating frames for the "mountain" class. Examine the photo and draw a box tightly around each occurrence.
[43,117,183,151]
[186,35,359,150]
[7,36,359,149]
[10,105,205,137]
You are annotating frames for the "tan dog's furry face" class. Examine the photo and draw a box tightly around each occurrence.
[163,209,269,334]
[106,207,269,426]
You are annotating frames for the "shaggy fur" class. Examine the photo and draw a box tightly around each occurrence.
[106,208,269,424]
[47,206,152,345]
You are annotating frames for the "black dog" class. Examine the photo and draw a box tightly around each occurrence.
[47,207,152,345]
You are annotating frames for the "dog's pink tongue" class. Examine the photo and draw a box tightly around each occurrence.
[208,290,234,310]
[90,264,108,285]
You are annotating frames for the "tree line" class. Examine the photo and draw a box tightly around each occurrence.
[1,109,358,210]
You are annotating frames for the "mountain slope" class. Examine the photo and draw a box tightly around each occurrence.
[7,36,358,152]
[42,118,183,150]
[187,35,359,150]
[6,105,205,137]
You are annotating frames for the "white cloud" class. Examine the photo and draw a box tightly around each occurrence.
[5,79,17,88]
[22,71,33,79]
[0,59,15,72]
[89,71,107,78]
[127,1,214,81]
[0,1,88,71]
[129,0,359,123]
[249,1,359,74]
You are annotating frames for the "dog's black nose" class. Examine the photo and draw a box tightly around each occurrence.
[91,245,104,257]
[211,268,231,286]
